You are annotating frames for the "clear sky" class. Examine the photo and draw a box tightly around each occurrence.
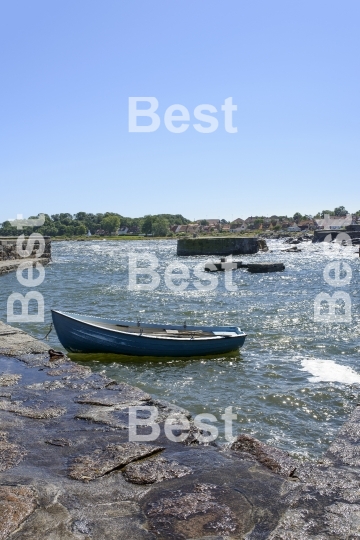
[1,0,359,223]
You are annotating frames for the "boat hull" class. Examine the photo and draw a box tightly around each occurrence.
[51,310,246,357]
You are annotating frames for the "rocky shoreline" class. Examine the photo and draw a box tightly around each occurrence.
[0,237,52,276]
[1,323,360,539]
[0,259,51,276]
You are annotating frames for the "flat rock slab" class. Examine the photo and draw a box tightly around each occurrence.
[69,442,164,481]
[75,384,151,407]
[47,364,92,378]
[145,482,248,539]
[0,399,66,419]
[230,433,297,477]
[0,486,37,540]
[0,432,26,471]
[0,374,21,387]
[123,456,193,484]
[26,380,66,392]
[326,405,360,467]
[0,322,49,356]
[75,405,129,429]
[268,463,360,539]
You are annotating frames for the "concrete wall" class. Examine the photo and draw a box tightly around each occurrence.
[177,236,262,256]
[313,230,360,242]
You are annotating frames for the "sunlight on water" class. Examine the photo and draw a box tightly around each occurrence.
[1,238,359,458]
[301,359,360,384]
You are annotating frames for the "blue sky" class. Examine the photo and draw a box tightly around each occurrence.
[1,0,359,223]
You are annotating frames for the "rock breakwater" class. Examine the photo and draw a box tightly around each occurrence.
[0,237,51,275]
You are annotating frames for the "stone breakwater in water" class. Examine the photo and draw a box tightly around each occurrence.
[0,237,51,275]
[1,323,360,539]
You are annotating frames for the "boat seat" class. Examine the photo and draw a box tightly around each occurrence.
[91,321,217,338]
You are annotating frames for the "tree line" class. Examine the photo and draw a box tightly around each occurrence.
[0,212,190,237]
[0,206,358,237]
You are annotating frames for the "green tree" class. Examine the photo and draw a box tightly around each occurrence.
[39,221,58,236]
[120,217,134,228]
[151,214,189,225]
[141,215,153,235]
[74,212,87,221]
[200,219,209,226]
[59,213,73,225]
[293,212,302,222]
[101,215,120,234]
[75,224,87,235]
[253,219,262,229]
[0,220,17,236]
[57,224,67,236]
[334,206,348,216]
[152,217,169,237]
[0,211,203,237]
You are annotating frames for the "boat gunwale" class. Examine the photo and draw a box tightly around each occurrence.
[51,310,247,342]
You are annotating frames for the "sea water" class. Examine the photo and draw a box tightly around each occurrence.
[1,238,359,458]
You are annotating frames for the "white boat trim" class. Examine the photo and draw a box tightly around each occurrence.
[57,311,244,341]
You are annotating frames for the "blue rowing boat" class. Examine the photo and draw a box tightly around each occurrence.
[51,310,247,357]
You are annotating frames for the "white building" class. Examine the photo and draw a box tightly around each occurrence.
[230,218,247,231]
[288,223,301,232]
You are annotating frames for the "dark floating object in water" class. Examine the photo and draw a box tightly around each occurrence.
[205,258,285,273]
[51,310,247,357]
[204,259,243,272]
[246,263,285,273]
[282,246,302,253]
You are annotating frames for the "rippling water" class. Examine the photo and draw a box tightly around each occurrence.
[1,238,359,458]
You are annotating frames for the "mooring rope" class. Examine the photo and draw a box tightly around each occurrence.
[40,322,53,340]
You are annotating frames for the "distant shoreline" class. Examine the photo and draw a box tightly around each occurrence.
[0,230,308,243]
[51,231,302,242]
[51,235,162,241]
